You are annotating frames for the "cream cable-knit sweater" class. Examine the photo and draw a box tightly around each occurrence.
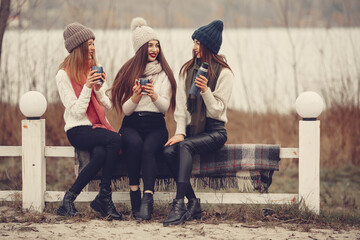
[174,67,234,136]
[122,70,172,116]
[56,69,112,132]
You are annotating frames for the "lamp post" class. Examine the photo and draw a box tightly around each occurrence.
[295,91,324,214]
[19,91,47,212]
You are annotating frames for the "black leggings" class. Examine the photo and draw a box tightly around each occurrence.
[163,118,227,183]
[66,126,122,194]
[120,112,168,193]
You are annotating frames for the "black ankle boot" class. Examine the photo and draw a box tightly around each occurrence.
[130,189,141,218]
[135,192,153,221]
[186,198,202,220]
[90,187,122,221]
[163,198,189,226]
[57,190,80,217]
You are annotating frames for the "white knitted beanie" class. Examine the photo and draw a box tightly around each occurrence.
[131,17,159,53]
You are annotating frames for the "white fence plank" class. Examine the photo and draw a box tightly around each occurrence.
[0,146,300,160]
[0,146,22,157]
[0,190,22,201]
[45,191,298,205]
[279,148,299,159]
[43,146,298,159]
[45,146,74,157]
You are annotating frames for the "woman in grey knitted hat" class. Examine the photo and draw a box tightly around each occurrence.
[110,17,176,221]
[162,20,234,226]
[55,22,123,220]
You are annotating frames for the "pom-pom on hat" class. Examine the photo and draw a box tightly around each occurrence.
[192,20,223,54]
[131,17,159,53]
[63,22,95,53]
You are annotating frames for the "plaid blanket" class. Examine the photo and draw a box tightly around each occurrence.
[193,144,280,176]
[75,144,280,193]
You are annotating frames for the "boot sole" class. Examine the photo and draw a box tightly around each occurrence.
[163,212,189,227]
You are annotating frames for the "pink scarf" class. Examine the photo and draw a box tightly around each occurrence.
[69,70,115,132]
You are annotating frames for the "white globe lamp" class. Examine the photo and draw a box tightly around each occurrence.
[295,91,324,120]
[19,91,47,119]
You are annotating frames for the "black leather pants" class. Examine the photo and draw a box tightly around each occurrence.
[163,118,227,183]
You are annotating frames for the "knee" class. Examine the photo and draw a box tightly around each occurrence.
[108,134,123,150]
[163,145,176,160]
[178,141,192,153]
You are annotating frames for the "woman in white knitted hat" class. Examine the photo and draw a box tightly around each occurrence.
[111,17,176,221]
[56,22,122,220]
[162,20,234,226]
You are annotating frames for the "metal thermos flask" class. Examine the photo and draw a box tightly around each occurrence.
[189,62,209,96]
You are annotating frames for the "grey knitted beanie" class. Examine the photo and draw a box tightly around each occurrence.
[192,20,223,54]
[63,22,95,53]
[131,17,159,53]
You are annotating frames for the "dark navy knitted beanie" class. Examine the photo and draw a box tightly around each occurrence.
[192,20,223,54]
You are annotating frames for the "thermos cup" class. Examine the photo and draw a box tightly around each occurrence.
[189,62,209,96]
[91,65,103,85]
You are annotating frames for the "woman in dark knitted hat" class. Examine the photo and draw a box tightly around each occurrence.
[111,17,176,221]
[163,20,234,226]
[55,22,122,220]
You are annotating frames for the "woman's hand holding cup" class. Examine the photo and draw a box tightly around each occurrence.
[144,79,158,102]
[94,71,106,91]
[85,69,101,88]
[131,79,143,104]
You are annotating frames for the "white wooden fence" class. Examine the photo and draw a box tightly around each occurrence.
[0,92,322,214]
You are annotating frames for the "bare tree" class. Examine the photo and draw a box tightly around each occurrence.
[0,0,11,66]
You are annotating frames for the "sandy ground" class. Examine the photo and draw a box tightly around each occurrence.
[1,220,360,240]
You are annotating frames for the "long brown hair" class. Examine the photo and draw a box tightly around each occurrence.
[58,40,97,84]
[111,42,176,113]
[180,43,232,80]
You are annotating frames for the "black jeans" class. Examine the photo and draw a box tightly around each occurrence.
[120,112,168,192]
[66,126,122,194]
[163,118,227,183]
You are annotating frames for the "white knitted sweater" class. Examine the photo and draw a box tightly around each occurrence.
[56,69,112,132]
[174,67,234,136]
[122,70,172,116]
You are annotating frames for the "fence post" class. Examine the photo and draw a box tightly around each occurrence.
[298,120,320,214]
[19,91,47,212]
[296,91,323,214]
[22,119,46,212]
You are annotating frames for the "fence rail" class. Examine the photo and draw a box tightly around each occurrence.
[0,146,300,158]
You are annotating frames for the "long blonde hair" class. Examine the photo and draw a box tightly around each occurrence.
[58,40,97,85]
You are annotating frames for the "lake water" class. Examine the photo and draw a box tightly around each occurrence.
[1,28,359,113]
